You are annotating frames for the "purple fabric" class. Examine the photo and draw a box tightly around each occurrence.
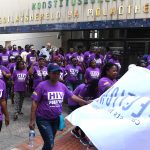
[95,58,103,68]
[59,67,65,81]
[65,64,82,83]
[98,77,116,96]
[84,51,90,58]
[8,63,16,74]
[147,55,150,62]
[65,53,73,64]
[26,53,37,66]
[72,53,84,63]
[10,50,19,57]
[84,67,100,82]
[0,65,10,82]
[68,83,85,106]
[31,80,73,119]
[0,79,6,121]
[12,69,28,92]
[32,66,48,89]
[78,84,97,101]
[146,65,150,70]
[0,53,10,66]
[108,59,121,68]
[53,53,64,61]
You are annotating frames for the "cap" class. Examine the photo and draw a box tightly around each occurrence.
[10,56,15,59]
[47,63,62,72]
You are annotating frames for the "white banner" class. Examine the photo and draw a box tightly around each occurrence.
[66,66,150,150]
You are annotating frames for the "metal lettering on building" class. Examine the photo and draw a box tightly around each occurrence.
[0,0,149,26]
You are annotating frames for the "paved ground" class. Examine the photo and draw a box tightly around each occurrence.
[0,96,94,150]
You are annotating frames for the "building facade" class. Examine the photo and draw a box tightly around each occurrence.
[0,0,150,69]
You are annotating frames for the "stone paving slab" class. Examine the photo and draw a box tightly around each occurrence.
[0,96,70,150]
[12,121,90,150]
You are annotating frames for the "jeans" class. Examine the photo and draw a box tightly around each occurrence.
[36,116,59,150]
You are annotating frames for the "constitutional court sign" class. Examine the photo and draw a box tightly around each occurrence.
[0,0,150,27]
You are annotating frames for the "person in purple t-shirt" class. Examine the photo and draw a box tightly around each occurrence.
[0,79,9,131]
[0,48,10,67]
[29,63,89,150]
[84,59,100,83]
[98,63,118,96]
[0,64,11,82]
[12,60,28,120]
[71,79,99,146]
[26,46,38,67]
[53,56,66,83]
[10,45,19,57]
[65,48,74,64]
[65,57,83,91]
[108,53,121,69]
[28,57,47,90]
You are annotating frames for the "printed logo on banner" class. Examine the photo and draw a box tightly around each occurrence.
[95,86,150,126]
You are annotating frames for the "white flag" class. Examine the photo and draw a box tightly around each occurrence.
[66,66,150,150]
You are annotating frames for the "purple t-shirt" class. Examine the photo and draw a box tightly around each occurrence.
[78,84,98,101]
[85,67,100,82]
[0,53,10,66]
[8,63,16,74]
[59,67,66,81]
[31,80,73,119]
[68,83,85,106]
[147,65,150,70]
[32,66,48,89]
[10,50,19,57]
[98,77,116,96]
[65,64,82,83]
[72,53,84,63]
[94,57,103,68]
[65,53,73,64]
[0,65,10,82]
[0,79,6,121]
[12,69,28,92]
[26,53,37,66]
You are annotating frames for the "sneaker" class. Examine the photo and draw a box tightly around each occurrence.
[13,113,18,121]
[87,141,97,150]
[80,137,89,146]
[18,112,24,115]
[71,129,80,139]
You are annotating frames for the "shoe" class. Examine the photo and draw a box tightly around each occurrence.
[87,141,97,150]
[80,137,89,146]
[13,113,18,121]
[71,129,80,139]
[18,112,24,115]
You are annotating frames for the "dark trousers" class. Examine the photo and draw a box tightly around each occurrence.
[36,116,59,150]
[0,121,2,132]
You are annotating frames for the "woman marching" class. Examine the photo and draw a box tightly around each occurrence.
[29,63,90,150]
[98,62,119,96]
[12,60,28,120]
